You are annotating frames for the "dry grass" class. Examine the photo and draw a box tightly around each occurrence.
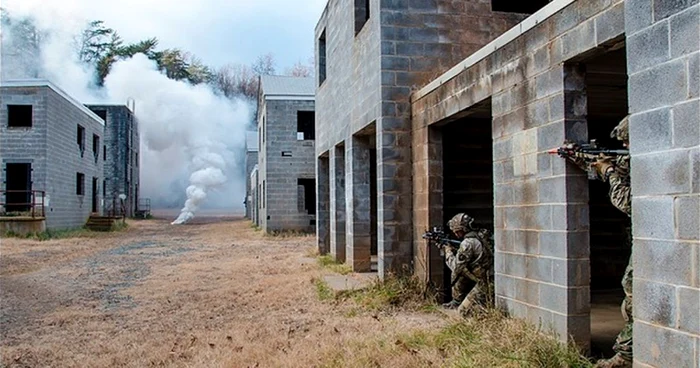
[318,310,593,368]
[1,217,592,368]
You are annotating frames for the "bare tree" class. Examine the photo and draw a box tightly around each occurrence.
[285,59,314,77]
[212,63,258,100]
[251,53,276,76]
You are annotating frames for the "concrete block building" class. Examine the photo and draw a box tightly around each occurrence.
[0,80,105,229]
[316,0,699,365]
[256,76,316,233]
[86,104,140,218]
[245,130,259,219]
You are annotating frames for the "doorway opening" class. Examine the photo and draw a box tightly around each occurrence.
[4,163,32,213]
[580,46,631,358]
[439,99,494,300]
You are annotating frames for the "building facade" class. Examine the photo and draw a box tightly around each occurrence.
[0,80,105,229]
[256,76,317,233]
[315,0,533,273]
[86,104,140,218]
[317,0,699,366]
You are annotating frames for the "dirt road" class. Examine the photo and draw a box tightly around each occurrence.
[1,217,444,368]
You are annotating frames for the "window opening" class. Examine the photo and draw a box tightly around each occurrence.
[297,178,316,215]
[7,105,32,127]
[319,30,327,85]
[297,111,315,140]
[76,172,85,195]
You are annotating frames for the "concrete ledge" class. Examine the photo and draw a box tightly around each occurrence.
[0,217,46,235]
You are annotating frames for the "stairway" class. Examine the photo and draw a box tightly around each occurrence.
[86,216,119,232]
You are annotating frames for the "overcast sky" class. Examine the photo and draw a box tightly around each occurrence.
[6,0,328,70]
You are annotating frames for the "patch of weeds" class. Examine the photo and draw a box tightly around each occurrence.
[313,277,334,301]
[317,255,352,275]
[347,274,433,312]
[318,309,593,368]
[265,229,313,238]
[111,221,129,232]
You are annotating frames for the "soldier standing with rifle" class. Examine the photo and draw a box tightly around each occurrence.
[424,213,494,318]
[551,117,632,368]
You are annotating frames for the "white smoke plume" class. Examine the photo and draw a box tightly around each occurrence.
[1,1,250,223]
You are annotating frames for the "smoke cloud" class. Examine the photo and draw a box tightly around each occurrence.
[1,1,250,222]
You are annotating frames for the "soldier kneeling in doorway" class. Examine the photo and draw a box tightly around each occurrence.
[440,213,494,318]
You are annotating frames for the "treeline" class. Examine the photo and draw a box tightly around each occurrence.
[0,11,314,102]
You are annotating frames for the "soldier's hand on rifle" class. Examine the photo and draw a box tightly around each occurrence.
[591,154,615,179]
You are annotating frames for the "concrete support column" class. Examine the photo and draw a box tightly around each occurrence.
[329,144,346,262]
[377,117,414,278]
[559,63,591,349]
[316,154,330,255]
[412,125,444,287]
[345,135,372,272]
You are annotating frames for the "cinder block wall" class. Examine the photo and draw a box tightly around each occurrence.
[1,86,104,229]
[0,87,49,217]
[625,0,700,366]
[316,0,527,277]
[412,0,627,349]
[46,89,104,229]
[259,99,316,233]
[87,105,139,217]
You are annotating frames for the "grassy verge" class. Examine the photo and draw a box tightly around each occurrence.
[347,275,432,312]
[3,222,129,241]
[319,310,593,368]
[317,255,352,275]
[264,229,314,238]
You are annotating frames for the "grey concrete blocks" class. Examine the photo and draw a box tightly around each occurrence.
[634,321,697,368]
[672,99,700,148]
[629,59,688,113]
[631,150,691,196]
[653,0,700,21]
[635,239,696,286]
[675,196,699,240]
[677,287,700,334]
[635,278,678,328]
[670,5,700,58]
[552,258,590,287]
[692,148,700,194]
[625,0,653,35]
[627,20,670,74]
[689,52,699,99]
[633,197,676,239]
[629,107,673,154]
[595,1,625,44]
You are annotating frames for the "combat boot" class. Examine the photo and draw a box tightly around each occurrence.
[594,353,632,368]
[441,300,460,309]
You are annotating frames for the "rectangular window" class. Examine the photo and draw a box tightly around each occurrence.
[354,0,370,35]
[318,30,327,86]
[297,111,315,140]
[76,172,85,195]
[492,0,549,14]
[103,145,107,161]
[262,117,266,143]
[135,152,139,167]
[7,105,33,128]
[103,179,106,197]
[93,134,100,162]
[297,178,316,215]
[77,125,86,155]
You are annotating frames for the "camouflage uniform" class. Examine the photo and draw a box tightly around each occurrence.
[444,213,494,318]
[565,117,632,367]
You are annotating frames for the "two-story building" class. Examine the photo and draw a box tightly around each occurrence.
[0,80,105,230]
[256,76,316,233]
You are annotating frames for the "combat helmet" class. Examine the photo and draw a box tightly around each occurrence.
[611,116,629,143]
[447,213,475,234]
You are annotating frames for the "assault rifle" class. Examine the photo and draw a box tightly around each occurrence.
[548,139,629,179]
[422,227,461,254]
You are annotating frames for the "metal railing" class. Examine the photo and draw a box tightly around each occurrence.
[0,190,46,218]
